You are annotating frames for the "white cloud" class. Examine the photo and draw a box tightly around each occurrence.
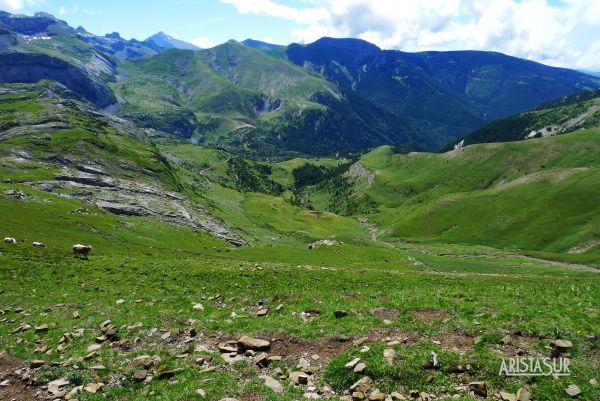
[191,36,219,49]
[0,0,43,12]
[83,8,101,15]
[221,0,600,70]
[58,5,66,15]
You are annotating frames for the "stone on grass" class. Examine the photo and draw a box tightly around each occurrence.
[35,324,49,333]
[350,377,373,393]
[390,392,406,400]
[500,335,512,345]
[553,339,573,353]
[354,362,367,373]
[383,348,395,364]
[133,370,148,382]
[218,341,238,353]
[565,384,581,398]
[369,390,386,400]
[346,358,361,370]
[84,383,103,393]
[353,337,368,347]
[261,375,283,393]
[193,303,204,311]
[87,343,101,353]
[516,387,531,401]
[238,336,270,351]
[499,391,517,401]
[289,371,309,385]
[30,359,45,368]
[48,378,70,396]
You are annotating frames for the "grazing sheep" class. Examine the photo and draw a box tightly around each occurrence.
[4,237,17,244]
[73,244,92,259]
[32,242,46,248]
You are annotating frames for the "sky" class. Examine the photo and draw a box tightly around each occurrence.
[1,0,599,71]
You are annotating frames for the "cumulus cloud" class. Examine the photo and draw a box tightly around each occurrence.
[0,0,42,12]
[191,36,219,49]
[221,0,600,70]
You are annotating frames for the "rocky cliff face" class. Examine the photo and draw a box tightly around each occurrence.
[0,52,115,107]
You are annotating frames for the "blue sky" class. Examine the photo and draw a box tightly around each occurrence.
[2,0,600,70]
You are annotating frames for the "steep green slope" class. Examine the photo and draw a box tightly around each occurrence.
[449,91,600,149]
[113,42,425,157]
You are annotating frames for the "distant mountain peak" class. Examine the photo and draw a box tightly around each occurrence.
[144,31,199,51]
[242,39,283,51]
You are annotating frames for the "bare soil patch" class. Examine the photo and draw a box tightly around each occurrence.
[0,352,43,401]
[409,309,450,323]
[372,308,399,320]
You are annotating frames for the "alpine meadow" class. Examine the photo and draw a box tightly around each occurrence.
[0,5,599,401]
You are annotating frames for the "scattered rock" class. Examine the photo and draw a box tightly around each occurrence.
[133,370,148,382]
[499,391,517,401]
[84,382,103,393]
[390,392,406,400]
[304,392,321,399]
[553,339,573,354]
[369,390,386,400]
[116,299,125,304]
[565,384,581,398]
[197,389,206,397]
[516,387,531,401]
[218,341,238,353]
[590,378,598,386]
[289,371,309,385]
[383,348,395,364]
[238,336,270,351]
[30,359,45,368]
[72,311,81,319]
[350,377,373,393]
[500,335,512,345]
[354,362,367,373]
[87,343,101,353]
[35,324,49,333]
[193,303,205,311]
[353,337,368,347]
[469,381,487,398]
[261,375,283,393]
[48,378,70,396]
[345,358,361,370]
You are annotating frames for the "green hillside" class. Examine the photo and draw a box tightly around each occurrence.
[294,130,600,257]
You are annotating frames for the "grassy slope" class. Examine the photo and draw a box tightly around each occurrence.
[356,131,600,254]
[1,84,599,401]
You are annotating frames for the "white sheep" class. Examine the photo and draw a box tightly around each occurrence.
[73,244,92,259]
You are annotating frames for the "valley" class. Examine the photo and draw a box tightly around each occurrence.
[0,10,599,401]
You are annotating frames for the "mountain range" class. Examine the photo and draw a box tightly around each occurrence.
[1,11,599,158]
